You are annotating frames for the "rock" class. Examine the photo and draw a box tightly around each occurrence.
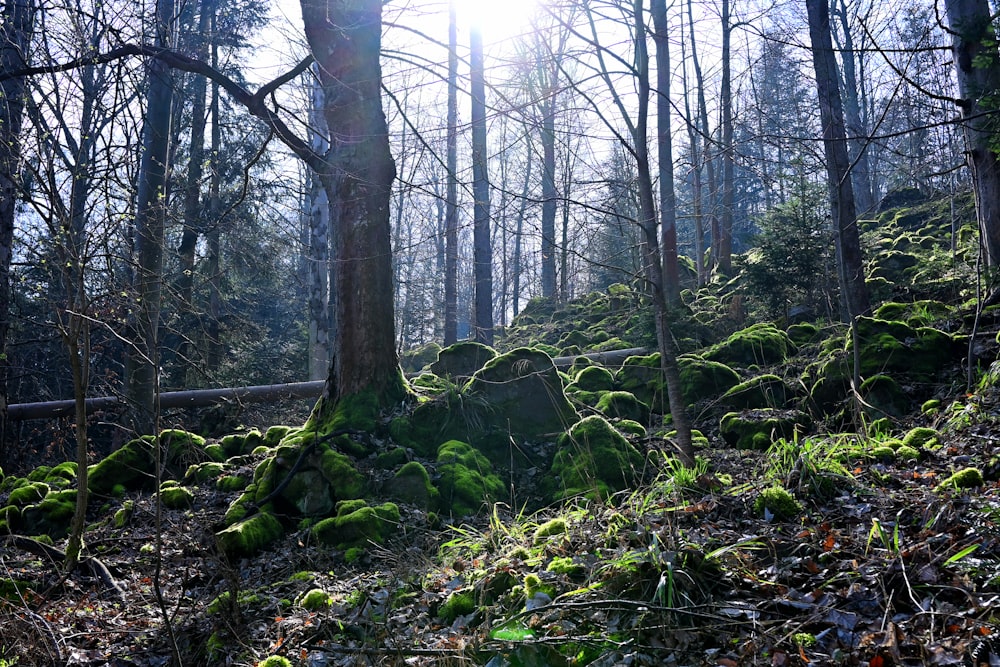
[702,323,796,367]
[860,374,909,419]
[595,390,649,423]
[547,415,644,501]
[310,501,400,550]
[216,511,284,559]
[435,441,505,516]
[430,341,497,381]
[720,374,793,410]
[719,409,811,449]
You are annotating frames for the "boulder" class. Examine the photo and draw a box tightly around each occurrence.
[719,409,811,449]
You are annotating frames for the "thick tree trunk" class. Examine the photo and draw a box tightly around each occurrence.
[651,0,680,305]
[301,0,403,417]
[718,0,734,275]
[470,24,494,345]
[945,0,1000,269]
[0,0,34,458]
[807,0,870,319]
[541,78,558,300]
[306,65,331,381]
[444,0,459,345]
[128,0,175,434]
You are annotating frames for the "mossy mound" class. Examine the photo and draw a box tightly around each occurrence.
[435,440,505,516]
[216,511,284,559]
[786,322,821,346]
[219,430,265,458]
[430,341,497,381]
[88,437,156,496]
[719,374,792,410]
[400,341,442,374]
[860,374,910,419]
[19,489,77,537]
[466,347,579,438]
[902,426,940,449]
[547,416,644,500]
[570,365,615,393]
[386,461,438,508]
[754,485,802,520]
[184,462,226,485]
[873,300,953,328]
[702,323,795,367]
[849,317,963,381]
[310,500,401,550]
[595,390,649,423]
[719,409,811,450]
[160,483,194,510]
[617,352,740,411]
[938,467,984,491]
[8,481,50,506]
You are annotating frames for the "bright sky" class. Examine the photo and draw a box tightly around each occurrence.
[453,0,542,43]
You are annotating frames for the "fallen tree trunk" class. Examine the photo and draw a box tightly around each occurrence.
[7,347,648,421]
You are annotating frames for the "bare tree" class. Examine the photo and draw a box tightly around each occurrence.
[470,21,494,345]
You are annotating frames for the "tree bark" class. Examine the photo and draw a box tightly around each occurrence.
[651,0,680,305]
[540,64,558,300]
[718,0,734,275]
[470,23,494,345]
[444,0,459,345]
[300,0,403,417]
[128,0,175,434]
[306,64,331,380]
[806,0,870,319]
[944,0,1000,269]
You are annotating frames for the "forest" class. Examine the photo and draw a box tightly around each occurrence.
[1,0,1000,664]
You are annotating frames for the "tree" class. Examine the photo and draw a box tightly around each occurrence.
[944,0,1000,270]
[650,0,680,304]
[470,21,494,345]
[806,0,870,320]
[444,0,459,345]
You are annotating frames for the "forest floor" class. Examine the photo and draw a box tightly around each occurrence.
[3,384,1000,667]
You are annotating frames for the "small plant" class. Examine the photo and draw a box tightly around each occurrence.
[258,657,292,667]
[533,517,568,544]
[937,467,984,491]
[754,485,802,520]
[296,588,333,611]
[867,516,900,555]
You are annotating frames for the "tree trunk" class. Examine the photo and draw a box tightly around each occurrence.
[306,65,331,380]
[301,0,403,420]
[806,0,870,319]
[686,0,716,277]
[540,70,558,300]
[718,0,734,275]
[470,23,494,345]
[513,147,531,317]
[444,0,459,345]
[128,0,175,434]
[651,0,680,305]
[206,15,222,374]
[945,0,1000,269]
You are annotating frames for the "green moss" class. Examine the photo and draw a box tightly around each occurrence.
[9,481,49,506]
[572,365,615,393]
[264,425,294,447]
[430,341,497,379]
[719,410,810,450]
[344,547,365,563]
[702,323,795,367]
[215,511,284,559]
[595,390,649,423]
[720,374,791,410]
[375,447,409,469]
[754,486,802,520]
[938,467,984,490]
[616,419,647,437]
[921,399,941,415]
[546,556,585,577]
[203,444,226,462]
[548,416,644,500]
[0,578,33,601]
[869,418,893,438]
[310,501,401,550]
[401,341,442,374]
[113,500,134,528]
[88,437,156,496]
[184,461,226,485]
[860,374,910,419]
[388,461,437,507]
[902,427,940,449]
[849,318,962,381]
[297,588,333,611]
[160,485,194,510]
[786,322,820,346]
[896,445,920,461]
[318,447,364,500]
[435,441,505,516]
[216,475,249,492]
[46,461,77,482]
[533,517,568,543]
[439,589,477,623]
[27,466,51,482]
[258,656,293,667]
[870,446,896,462]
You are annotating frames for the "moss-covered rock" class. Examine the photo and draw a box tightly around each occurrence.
[19,489,77,537]
[570,365,615,393]
[401,341,443,374]
[754,485,802,519]
[375,447,409,469]
[595,390,649,423]
[387,461,437,508]
[216,511,284,559]
[547,416,644,500]
[702,323,795,367]
[466,347,579,438]
[184,461,226,485]
[435,441,505,516]
[860,374,910,419]
[296,588,333,611]
[439,589,477,623]
[719,374,792,410]
[787,322,821,346]
[937,467,984,491]
[8,481,49,506]
[215,475,249,493]
[88,437,156,496]
[431,341,497,380]
[160,484,194,510]
[719,409,810,449]
[264,425,293,447]
[902,426,940,449]
[618,352,740,411]
[310,501,400,550]
[849,317,963,380]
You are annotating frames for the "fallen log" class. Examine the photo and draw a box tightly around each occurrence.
[6,347,648,421]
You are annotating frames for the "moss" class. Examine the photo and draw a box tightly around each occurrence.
[46,461,77,482]
[318,447,364,500]
[0,578,32,601]
[754,486,802,520]
[786,322,820,346]
[216,475,249,493]
[431,341,497,380]
[264,425,294,447]
[387,461,437,507]
[9,481,49,506]
[720,374,791,410]
[595,390,649,423]
[27,466,51,482]
[160,484,194,510]
[435,441,505,516]
[938,467,984,491]
[310,501,401,550]
[160,429,211,473]
[921,399,941,415]
[375,447,409,469]
[702,322,795,367]
[523,573,555,599]
[616,419,647,437]
[533,517,568,543]
[869,418,893,438]
[215,511,284,559]
[400,341,442,374]
[547,416,644,500]
[571,365,615,393]
[870,446,896,462]
[618,352,739,411]
[88,437,156,496]
[849,318,963,381]
[184,461,226,485]
[860,374,909,419]
[258,657,293,667]
[719,410,810,450]
[297,588,333,611]
[203,444,226,462]
[902,427,940,449]
[113,500,134,528]
[439,589,477,623]
[896,445,920,461]
[547,556,585,577]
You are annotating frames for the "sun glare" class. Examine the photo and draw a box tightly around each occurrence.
[455,0,541,41]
